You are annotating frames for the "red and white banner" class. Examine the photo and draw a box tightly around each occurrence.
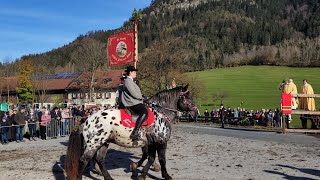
[108,31,135,66]
[281,93,292,114]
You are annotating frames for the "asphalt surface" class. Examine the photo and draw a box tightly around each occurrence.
[175,123,320,147]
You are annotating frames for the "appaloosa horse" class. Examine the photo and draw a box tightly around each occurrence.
[65,85,197,180]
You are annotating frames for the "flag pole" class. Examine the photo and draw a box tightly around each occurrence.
[132,9,140,69]
[134,19,138,69]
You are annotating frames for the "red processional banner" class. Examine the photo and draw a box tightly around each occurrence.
[108,31,135,66]
[281,93,292,114]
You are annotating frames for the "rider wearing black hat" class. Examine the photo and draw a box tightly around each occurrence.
[121,66,148,140]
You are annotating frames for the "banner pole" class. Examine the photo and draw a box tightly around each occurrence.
[134,19,138,69]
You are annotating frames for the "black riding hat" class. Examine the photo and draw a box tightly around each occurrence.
[125,66,138,73]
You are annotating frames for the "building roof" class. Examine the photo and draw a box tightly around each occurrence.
[0,77,19,92]
[0,69,124,93]
[33,78,75,91]
[66,69,124,90]
[31,72,81,80]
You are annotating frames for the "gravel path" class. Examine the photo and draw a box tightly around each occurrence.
[0,123,319,180]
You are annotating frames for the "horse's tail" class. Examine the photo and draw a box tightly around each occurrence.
[65,128,83,180]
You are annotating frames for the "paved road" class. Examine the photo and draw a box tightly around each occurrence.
[175,123,320,147]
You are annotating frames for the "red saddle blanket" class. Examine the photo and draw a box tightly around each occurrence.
[120,108,155,128]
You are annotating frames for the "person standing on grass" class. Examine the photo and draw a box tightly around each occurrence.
[14,106,27,143]
[210,109,215,122]
[219,104,227,128]
[204,109,209,123]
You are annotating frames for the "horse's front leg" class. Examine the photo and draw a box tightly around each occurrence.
[138,145,156,180]
[157,142,172,180]
[130,146,161,172]
[131,146,148,171]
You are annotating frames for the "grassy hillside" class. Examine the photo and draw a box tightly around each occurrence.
[192,66,320,113]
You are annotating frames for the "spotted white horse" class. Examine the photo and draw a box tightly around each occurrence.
[65,85,197,180]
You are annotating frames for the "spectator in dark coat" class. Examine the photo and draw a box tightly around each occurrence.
[219,104,227,128]
[204,109,209,123]
[210,109,215,122]
[51,107,62,136]
[1,115,9,144]
[7,109,16,141]
[27,108,38,141]
[14,106,27,142]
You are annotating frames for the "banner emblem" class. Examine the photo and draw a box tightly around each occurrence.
[108,31,134,66]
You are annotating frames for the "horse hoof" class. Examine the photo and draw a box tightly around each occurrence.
[152,163,161,172]
[138,174,146,180]
[163,175,172,180]
[130,162,138,172]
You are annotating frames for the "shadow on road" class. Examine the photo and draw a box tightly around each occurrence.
[277,164,320,177]
[264,164,320,180]
[264,170,318,180]
[51,146,162,180]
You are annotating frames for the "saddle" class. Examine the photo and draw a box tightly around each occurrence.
[120,106,155,128]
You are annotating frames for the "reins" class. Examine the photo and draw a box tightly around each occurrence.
[151,103,180,113]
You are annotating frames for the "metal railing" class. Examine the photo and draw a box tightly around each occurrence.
[45,117,77,138]
[0,117,82,142]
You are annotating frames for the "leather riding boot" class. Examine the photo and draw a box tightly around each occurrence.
[130,114,147,140]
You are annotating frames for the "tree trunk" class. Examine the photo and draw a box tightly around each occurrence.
[89,71,95,102]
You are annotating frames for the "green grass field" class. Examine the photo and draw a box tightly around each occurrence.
[190,66,320,128]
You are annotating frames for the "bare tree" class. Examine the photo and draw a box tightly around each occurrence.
[31,60,51,104]
[71,38,106,102]
[139,38,192,95]
[1,57,13,102]
[212,90,229,106]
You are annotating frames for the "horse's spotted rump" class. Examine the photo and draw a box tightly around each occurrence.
[95,124,102,128]
[98,129,104,134]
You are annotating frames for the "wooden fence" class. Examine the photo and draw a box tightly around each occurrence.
[282,93,320,134]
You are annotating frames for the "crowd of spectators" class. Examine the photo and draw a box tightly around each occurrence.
[198,106,283,127]
[0,104,114,145]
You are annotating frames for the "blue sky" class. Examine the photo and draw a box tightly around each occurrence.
[0,0,152,62]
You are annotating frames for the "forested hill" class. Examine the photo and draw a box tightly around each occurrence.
[2,0,320,75]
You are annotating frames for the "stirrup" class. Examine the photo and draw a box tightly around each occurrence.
[130,133,140,140]
[130,130,140,140]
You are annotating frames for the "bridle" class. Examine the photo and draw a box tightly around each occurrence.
[178,94,197,111]
[148,91,197,115]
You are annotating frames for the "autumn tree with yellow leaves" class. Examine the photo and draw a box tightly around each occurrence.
[16,59,34,104]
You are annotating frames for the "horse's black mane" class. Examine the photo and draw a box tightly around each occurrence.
[147,86,185,107]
